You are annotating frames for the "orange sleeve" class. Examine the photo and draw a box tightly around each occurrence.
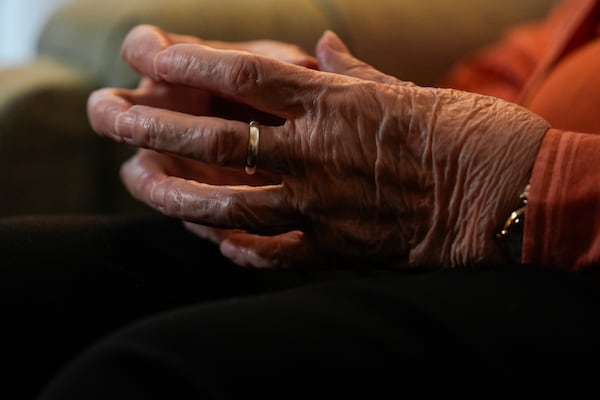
[523,128,600,271]
[439,0,590,103]
[438,20,552,102]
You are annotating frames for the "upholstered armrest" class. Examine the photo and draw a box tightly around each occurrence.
[0,58,146,215]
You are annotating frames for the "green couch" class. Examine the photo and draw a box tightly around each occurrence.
[0,0,557,216]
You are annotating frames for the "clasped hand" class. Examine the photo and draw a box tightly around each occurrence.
[88,25,549,269]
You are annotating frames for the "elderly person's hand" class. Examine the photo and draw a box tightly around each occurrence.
[90,24,318,186]
[88,28,550,269]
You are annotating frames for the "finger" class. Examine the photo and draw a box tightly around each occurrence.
[182,222,241,245]
[315,30,414,87]
[218,230,314,269]
[184,221,308,269]
[87,87,164,140]
[182,222,247,247]
[169,33,318,68]
[88,83,209,139]
[120,24,172,78]
[112,104,290,172]
[87,88,132,141]
[152,43,330,118]
[121,25,212,78]
[89,86,293,173]
[237,40,318,69]
[121,25,319,83]
[120,151,300,230]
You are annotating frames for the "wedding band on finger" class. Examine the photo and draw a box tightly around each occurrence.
[245,121,260,175]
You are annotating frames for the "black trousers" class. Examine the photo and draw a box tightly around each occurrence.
[1,213,599,399]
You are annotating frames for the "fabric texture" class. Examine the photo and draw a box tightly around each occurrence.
[0,215,595,399]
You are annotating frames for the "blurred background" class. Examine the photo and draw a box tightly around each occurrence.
[0,0,74,67]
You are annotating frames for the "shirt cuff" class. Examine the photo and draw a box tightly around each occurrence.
[523,128,600,271]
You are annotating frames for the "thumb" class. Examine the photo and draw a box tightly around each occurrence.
[219,230,318,270]
[318,29,351,54]
[315,30,360,74]
[316,30,413,86]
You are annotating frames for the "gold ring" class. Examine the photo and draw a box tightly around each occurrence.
[245,121,260,175]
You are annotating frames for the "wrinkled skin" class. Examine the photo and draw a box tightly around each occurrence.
[88,24,550,269]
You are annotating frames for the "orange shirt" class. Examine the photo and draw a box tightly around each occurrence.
[441,0,600,271]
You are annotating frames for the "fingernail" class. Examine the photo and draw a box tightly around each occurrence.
[153,51,171,78]
[220,240,249,267]
[220,240,237,258]
[115,112,135,140]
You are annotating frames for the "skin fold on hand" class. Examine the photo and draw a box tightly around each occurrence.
[87,25,550,270]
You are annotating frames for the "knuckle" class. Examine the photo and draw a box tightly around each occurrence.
[201,193,235,227]
[191,123,236,165]
[161,45,201,85]
[178,54,201,85]
[225,194,244,225]
[227,54,261,95]
[128,105,161,147]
